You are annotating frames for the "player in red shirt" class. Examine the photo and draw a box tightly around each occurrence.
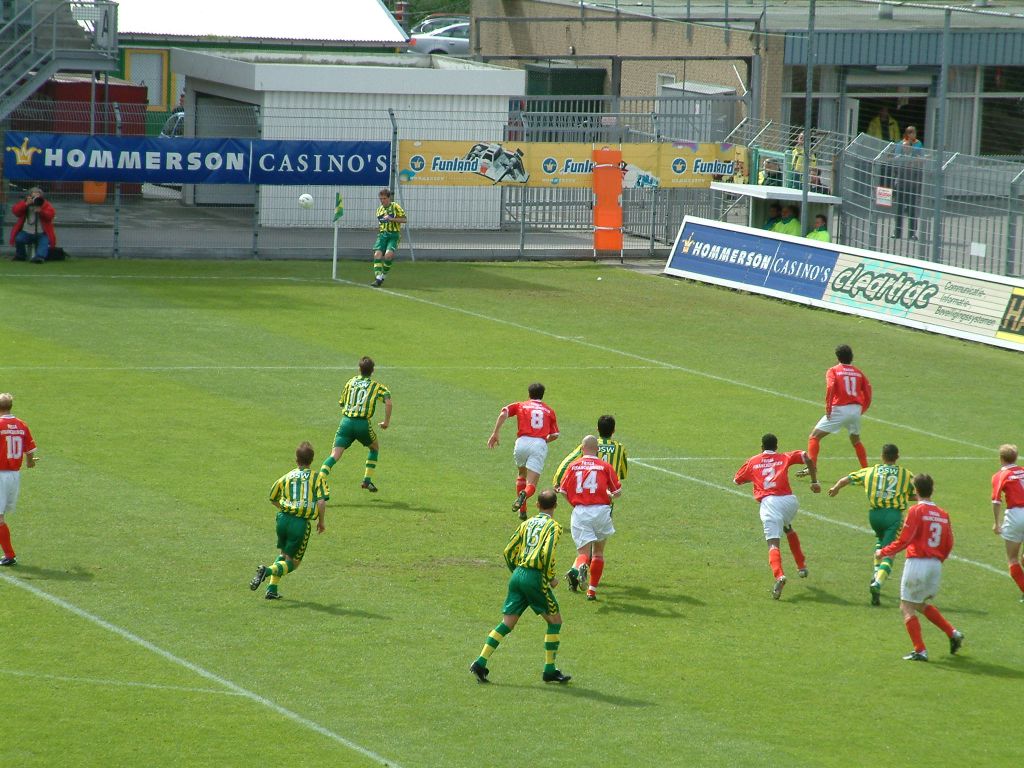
[0,393,38,566]
[734,433,820,599]
[877,473,963,661]
[990,443,1024,600]
[487,382,559,520]
[799,345,871,477]
[557,435,622,601]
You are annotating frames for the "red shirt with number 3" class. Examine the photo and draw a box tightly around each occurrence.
[733,450,805,501]
[558,455,620,506]
[878,501,953,561]
[504,400,559,441]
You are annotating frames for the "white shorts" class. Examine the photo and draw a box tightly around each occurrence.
[0,471,21,515]
[570,504,615,549]
[813,403,863,435]
[759,494,799,540]
[1001,507,1024,543]
[513,436,548,474]
[900,557,943,603]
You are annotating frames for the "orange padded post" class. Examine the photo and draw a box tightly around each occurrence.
[592,147,623,252]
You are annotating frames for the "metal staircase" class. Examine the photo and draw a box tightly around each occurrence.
[0,1,118,122]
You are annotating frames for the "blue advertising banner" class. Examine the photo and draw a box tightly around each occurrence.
[3,132,390,186]
[665,218,837,300]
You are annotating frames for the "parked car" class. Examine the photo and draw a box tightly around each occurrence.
[407,22,470,56]
[409,14,469,36]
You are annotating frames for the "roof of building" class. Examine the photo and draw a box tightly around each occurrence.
[114,0,407,44]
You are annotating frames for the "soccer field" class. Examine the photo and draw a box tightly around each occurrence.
[3,257,1022,767]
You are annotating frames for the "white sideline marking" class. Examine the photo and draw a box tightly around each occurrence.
[633,456,991,462]
[0,668,246,696]
[0,574,403,768]
[332,277,994,453]
[632,460,1006,577]
[3,364,661,373]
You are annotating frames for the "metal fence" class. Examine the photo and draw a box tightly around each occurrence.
[837,133,1024,276]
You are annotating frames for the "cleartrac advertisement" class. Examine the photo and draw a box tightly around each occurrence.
[397,140,739,188]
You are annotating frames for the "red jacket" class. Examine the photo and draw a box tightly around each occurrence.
[10,198,57,246]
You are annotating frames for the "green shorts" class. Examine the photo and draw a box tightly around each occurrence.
[334,417,376,449]
[502,567,559,617]
[276,511,312,560]
[869,507,903,549]
[374,232,401,254]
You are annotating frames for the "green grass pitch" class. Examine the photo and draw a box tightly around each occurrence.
[3,257,1022,767]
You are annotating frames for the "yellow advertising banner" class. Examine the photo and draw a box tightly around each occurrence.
[397,140,741,189]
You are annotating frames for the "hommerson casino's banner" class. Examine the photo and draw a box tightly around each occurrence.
[3,133,390,185]
[397,140,743,189]
[664,215,1024,352]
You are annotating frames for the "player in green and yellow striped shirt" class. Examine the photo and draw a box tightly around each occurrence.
[552,415,628,590]
[320,356,392,492]
[249,441,328,600]
[469,489,571,685]
[371,188,407,287]
[827,443,916,605]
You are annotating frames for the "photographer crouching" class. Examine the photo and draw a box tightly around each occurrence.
[11,187,56,263]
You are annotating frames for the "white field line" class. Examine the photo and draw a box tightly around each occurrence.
[0,668,246,696]
[632,460,1006,577]
[328,277,995,453]
[634,456,991,461]
[4,364,662,372]
[0,573,403,768]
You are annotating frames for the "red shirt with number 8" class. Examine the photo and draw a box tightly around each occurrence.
[503,400,559,441]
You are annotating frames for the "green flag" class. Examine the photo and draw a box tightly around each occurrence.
[333,193,344,222]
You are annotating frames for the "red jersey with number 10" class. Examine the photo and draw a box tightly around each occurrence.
[0,415,36,471]
[825,364,871,413]
[992,465,1024,509]
[504,400,559,440]
[558,455,621,506]
[878,500,953,561]
[733,450,806,501]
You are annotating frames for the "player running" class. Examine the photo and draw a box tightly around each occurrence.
[553,415,627,593]
[798,344,871,477]
[828,444,916,605]
[991,444,1024,602]
[557,435,622,601]
[734,433,820,599]
[487,382,559,519]
[876,473,963,662]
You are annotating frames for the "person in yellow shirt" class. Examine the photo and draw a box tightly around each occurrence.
[867,106,901,142]
[772,205,801,237]
[806,214,831,243]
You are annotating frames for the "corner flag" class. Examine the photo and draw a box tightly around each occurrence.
[333,193,344,222]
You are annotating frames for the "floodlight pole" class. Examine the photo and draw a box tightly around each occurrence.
[800,0,816,237]
[930,8,951,264]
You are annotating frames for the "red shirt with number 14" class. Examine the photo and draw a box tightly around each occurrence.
[503,400,559,440]
[558,455,621,506]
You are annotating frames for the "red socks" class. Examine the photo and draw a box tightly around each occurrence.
[524,483,536,500]
[807,436,820,463]
[0,523,13,559]
[922,604,955,637]
[854,442,868,468]
[589,556,605,589]
[785,529,806,570]
[1010,563,1024,593]
[573,554,591,571]
[768,547,784,579]
[904,615,925,651]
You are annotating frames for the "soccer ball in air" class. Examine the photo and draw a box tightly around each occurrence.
[298,193,314,209]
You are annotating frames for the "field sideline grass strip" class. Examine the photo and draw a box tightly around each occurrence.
[632,460,1006,577]
[0,573,403,768]
[0,668,246,696]
[331,277,993,453]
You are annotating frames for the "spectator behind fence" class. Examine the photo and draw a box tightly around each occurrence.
[807,214,831,243]
[867,106,901,142]
[10,187,56,264]
[772,205,801,237]
[891,126,924,241]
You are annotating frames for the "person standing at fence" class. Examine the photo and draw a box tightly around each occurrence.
[10,187,56,264]
[891,126,924,241]
[371,188,406,288]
